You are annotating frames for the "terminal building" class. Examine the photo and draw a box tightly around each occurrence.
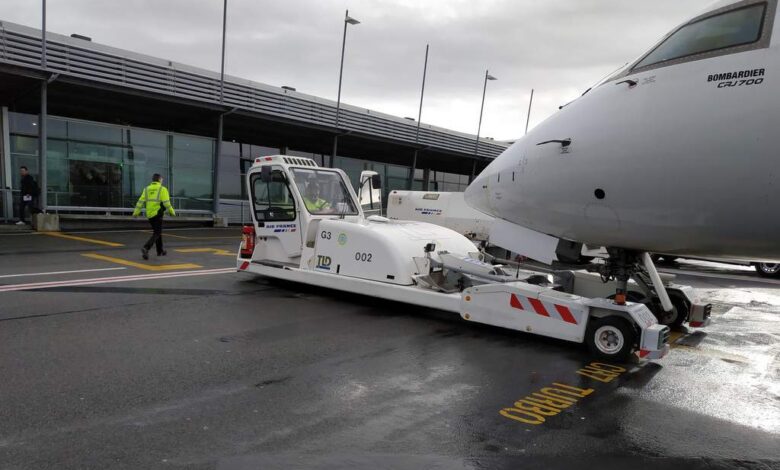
[0,20,510,225]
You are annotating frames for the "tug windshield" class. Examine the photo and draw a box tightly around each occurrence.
[290,168,359,215]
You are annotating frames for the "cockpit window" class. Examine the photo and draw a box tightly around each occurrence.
[290,168,359,216]
[634,3,766,70]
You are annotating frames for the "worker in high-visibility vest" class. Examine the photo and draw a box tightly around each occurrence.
[302,179,332,213]
[133,173,176,260]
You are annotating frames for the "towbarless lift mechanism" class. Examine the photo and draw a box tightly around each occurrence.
[237,156,710,360]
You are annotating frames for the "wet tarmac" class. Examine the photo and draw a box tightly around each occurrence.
[0,228,778,469]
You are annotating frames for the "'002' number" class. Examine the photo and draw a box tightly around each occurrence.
[355,252,372,262]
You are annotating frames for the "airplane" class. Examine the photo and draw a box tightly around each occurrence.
[237,0,779,359]
[464,0,780,287]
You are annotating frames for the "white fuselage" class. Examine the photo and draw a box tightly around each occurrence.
[465,0,780,261]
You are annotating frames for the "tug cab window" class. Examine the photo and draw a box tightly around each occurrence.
[290,168,358,216]
[633,3,767,70]
[252,168,296,221]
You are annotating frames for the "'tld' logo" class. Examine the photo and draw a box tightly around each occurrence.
[316,255,332,270]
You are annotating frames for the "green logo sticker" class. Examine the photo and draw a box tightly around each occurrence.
[337,233,348,246]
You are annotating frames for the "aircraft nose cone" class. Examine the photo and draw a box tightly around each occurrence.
[464,172,493,216]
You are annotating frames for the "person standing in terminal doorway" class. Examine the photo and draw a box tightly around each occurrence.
[133,173,175,260]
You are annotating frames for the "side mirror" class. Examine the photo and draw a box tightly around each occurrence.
[260,165,272,183]
[371,174,382,189]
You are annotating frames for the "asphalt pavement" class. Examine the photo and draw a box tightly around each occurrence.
[0,228,778,469]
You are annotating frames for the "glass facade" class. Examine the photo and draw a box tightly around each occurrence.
[4,111,471,218]
[217,142,279,201]
[8,112,215,212]
[333,155,428,203]
[429,170,470,193]
[333,155,467,203]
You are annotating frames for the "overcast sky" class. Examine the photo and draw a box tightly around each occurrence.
[3,0,713,140]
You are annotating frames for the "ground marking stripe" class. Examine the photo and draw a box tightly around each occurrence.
[43,232,124,247]
[82,253,202,271]
[175,248,235,256]
[0,267,126,279]
[1,269,228,290]
[154,232,239,240]
[0,267,235,292]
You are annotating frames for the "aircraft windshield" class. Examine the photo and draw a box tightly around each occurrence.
[290,168,359,215]
[634,3,766,69]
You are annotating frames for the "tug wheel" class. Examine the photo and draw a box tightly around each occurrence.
[585,316,635,362]
[754,263,780,278]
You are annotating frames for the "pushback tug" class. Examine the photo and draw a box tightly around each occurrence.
[237,156,710,361]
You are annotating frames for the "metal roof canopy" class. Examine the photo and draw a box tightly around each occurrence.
[0,20,509,164]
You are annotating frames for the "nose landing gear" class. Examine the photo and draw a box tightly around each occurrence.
[590,248,686,326]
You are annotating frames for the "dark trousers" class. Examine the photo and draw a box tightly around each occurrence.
[19,197,40,223]
[143,211,165,254]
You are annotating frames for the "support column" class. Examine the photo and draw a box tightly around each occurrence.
[422,167,430,191]
[408,149,418,190]
[330,135,338,168]
[39,81,48,211]
[469,158,477,184]
[213,113,223,215]
[1,107,12,221]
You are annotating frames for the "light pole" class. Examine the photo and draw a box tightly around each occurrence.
[39,0,48,212]
[472,70,497,181]
[214,0,228,216]
[408,44,429,190]
[524,88,534,135]
[331,9,360,167]
[219,0,227,103]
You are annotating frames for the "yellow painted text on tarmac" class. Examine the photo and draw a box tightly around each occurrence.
[500,362,627,425]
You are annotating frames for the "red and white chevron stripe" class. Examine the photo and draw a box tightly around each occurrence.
[509,293,580,325]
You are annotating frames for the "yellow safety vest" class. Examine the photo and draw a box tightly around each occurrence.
[133,182,175,218]
[303,196,329,212]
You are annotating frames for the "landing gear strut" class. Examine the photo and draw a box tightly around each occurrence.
[589,248,680,325]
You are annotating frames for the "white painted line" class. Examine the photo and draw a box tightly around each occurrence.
[58,228,237,235]
[0,267,126,279]
[0,267,236,293]
[659,268,780,286]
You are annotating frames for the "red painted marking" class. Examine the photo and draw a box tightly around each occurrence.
[510,294,524,310]
[554,305,577,324]
[528,298,550,317]
[239,261,250,271]
[689,321,703,327]
[638,349,650,358]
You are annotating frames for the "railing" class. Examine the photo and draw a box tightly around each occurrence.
[0,21,510,159]
[7,189,213,216]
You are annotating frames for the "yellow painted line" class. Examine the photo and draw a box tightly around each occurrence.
[672,344,750,365]
[175,247,235,256]
[668,330,685,345]
[149,232,238,240]
[44,232,124,247]
[668,330,750,364]
[82,253,202,271]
